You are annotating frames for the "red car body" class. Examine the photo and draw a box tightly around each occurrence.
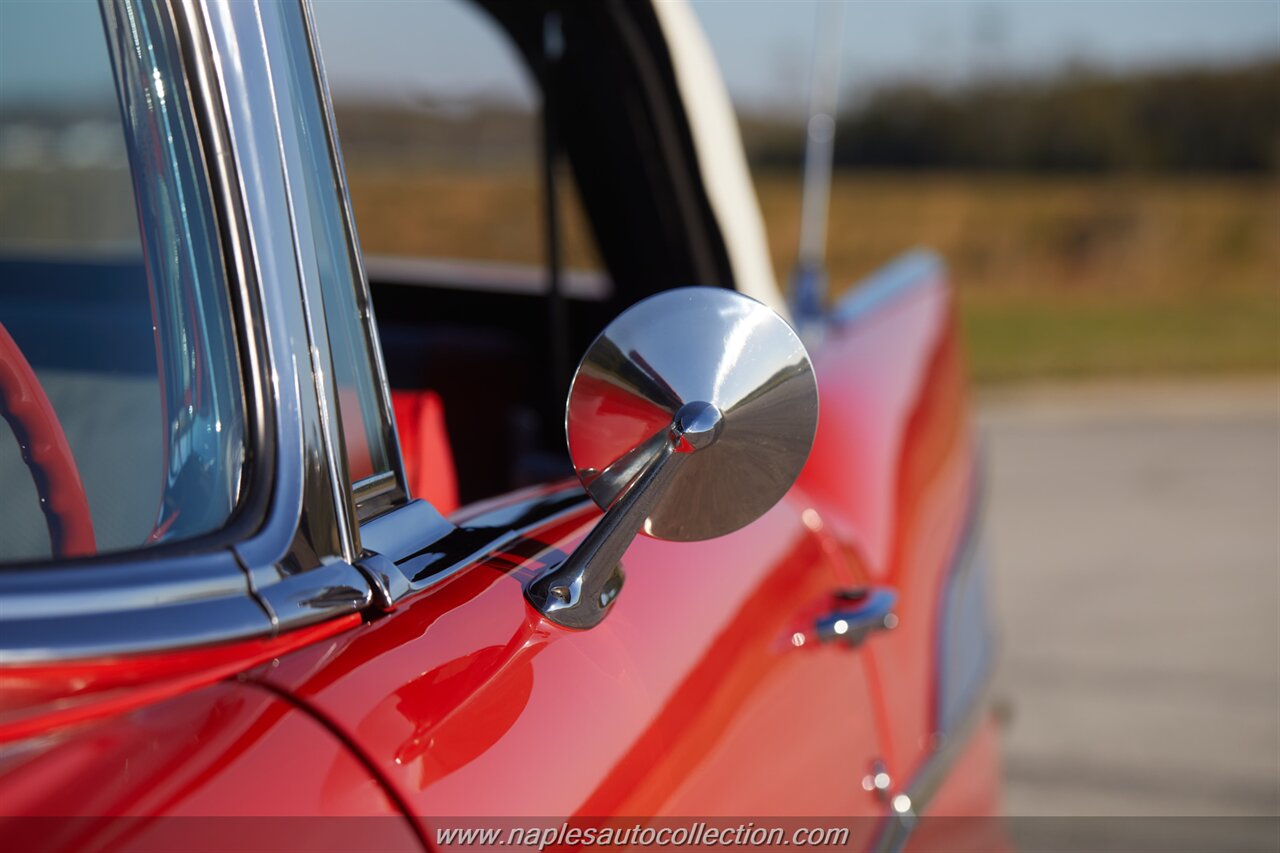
[0,1,1003,850]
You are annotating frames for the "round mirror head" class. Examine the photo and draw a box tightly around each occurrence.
[566,287,819,541]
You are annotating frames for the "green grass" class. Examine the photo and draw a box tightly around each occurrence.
[756,172,1280,384]
[958,288,1280,383]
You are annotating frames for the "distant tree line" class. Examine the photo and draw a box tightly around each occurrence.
[745,59,1280,173]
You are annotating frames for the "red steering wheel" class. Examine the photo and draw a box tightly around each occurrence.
[0,322,96,558]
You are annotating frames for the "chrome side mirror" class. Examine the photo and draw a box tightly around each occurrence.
[525,287,819,629]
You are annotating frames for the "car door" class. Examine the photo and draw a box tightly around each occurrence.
[260,485,888,825]
[248,0,893,841]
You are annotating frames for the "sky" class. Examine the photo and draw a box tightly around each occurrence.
[2,0,1278,113]
[305,0,1280,113]
[694,0,1279,110]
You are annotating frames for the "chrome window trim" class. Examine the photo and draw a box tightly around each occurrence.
[298,0,409,522]
[173,0,277,551]
[352,470,400,520]
[203,0,385,631]
[198,0,318,579]
[0,550,269,664]
[0,0,284,663]
[0,0,277,565]
[0,0,392,662]
[356,484,595,611]
[250,0,357,566]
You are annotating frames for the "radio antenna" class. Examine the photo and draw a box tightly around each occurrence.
[790,1,845,327]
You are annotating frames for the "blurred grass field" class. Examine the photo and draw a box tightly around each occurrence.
[755,172,1280,383]
[346,169,1279,384]
[8,163,1272,385]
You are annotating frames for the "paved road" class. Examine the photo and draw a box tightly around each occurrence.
[979,379,1280,826]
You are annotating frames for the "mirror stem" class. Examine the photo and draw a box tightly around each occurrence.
[526,441,680,630]
[526,401,722,629]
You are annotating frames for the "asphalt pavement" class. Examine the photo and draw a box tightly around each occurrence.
[978,379,1280,828]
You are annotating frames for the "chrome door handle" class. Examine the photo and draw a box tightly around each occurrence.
[815,587,898,646]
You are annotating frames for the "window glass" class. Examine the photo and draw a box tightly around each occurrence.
[310,0,600,271]
[275,2,392,487]
[308,0,612,511]
[0,0,246,562]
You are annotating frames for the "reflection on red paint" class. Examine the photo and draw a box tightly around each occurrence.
[0,615,361,744]
[391,613,551,789]
[0,681,418,851]
[257,496,886,834]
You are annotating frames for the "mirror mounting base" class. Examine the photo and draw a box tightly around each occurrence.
[524,553,626,630]
[524,415,687,629]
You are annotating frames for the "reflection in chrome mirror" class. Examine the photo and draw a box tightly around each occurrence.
[526,287,819,629]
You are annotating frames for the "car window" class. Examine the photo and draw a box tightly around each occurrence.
[310,0,599,272]
[308,0,610,512]
[274,2,395,493]
[0,0,246,562]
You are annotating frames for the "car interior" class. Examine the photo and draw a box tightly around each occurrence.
[343,0,740,507]
[0,1,162,561]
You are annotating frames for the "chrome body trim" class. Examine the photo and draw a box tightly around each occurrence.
[871,466,997,852]
[354,484,594,610]
[0,596,272,665]
[429,488,595,587]
[0,552,266,663]
[415,491,590,583]
[355,499,453,608]
[861,759,893,803]
[355,481,593,607]
[353,551,412,611]
[831,249,944,328]
[873,669,996,853]
[255,561,373,631]
[449,481,589,529]
[935,462,997,735]
[359,499,454,564]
